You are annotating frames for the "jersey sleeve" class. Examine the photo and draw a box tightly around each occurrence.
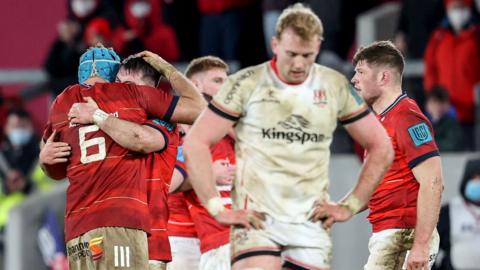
[337,80,370,125]
[143,119,176,153]
[175,145,187,179]
[209,69,255,121]
[134,85,179,122]
[395,110,439,168]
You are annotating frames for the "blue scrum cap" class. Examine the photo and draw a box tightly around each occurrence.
[78,44,121,84]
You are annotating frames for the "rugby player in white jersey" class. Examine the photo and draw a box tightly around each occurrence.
[183,4,394,270]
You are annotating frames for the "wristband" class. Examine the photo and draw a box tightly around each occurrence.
[206,197,226,217]
[92,109,109,125]
[339,194,363,215]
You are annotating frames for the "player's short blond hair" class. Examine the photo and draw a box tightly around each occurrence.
[275,3,324,41]
[185,56,229,79]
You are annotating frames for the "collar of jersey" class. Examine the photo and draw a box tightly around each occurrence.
[379,93,407,116]
[269,58,307,86]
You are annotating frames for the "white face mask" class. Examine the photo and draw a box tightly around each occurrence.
[130,1,151,19]
[447,7,471,32]
[71,0,96,18]
[7,128,33,146]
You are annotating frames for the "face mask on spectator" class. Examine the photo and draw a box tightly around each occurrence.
[72,0,96,18]
[7,128,33,146]
[465,180,480,202]
[130,1,151,19]
[447,7,471,32]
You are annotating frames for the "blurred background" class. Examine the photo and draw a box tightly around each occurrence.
[0,0,479,269]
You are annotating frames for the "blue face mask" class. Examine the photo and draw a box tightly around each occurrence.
[7,128,33,146]
[465,180,480,202]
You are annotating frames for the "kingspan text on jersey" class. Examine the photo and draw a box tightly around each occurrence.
[261,128,326,144]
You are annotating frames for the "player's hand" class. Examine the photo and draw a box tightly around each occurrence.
[309,200,353,229]
[68,97,99,125]
[213,159,235,185]
[406,243,429,270]
[136,50,176,79]
[215,209,265,230]
[40,130,71,165]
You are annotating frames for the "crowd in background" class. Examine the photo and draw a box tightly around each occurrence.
[1,0,480,267]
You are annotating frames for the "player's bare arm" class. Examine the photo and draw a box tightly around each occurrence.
[137,51,207,124]
[169,159,235,193]
[406,156,443,270]
[183,109,265,229]
[169,167,192,193]
[310,113,394,227]
[39,130,70,180]
[68,97,165,154]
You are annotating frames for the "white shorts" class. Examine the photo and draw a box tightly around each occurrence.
[166,236,201,270]
[231,215,332,269]
[364,228,439,270]
[199,244,230,270]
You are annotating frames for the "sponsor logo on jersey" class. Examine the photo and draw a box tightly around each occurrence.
[67,241,92,261]
[407,122,432,146]
[224,70,255,104]
[262,115,325,144]
[88,236,104,261]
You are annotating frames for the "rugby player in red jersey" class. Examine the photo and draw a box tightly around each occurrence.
[175,56,236,270]
[39,45,204,270]
[318,41,444,270]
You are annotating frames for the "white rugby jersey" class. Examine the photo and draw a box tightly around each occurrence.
[209,60,369,223]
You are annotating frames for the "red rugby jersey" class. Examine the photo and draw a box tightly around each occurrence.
[167,142,197,238]
[184,135,235,253]
[367,94,439,232]
[42,82,178,241]
[144,120,179,261]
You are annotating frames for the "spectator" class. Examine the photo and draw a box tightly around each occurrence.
[41,0,121,98]
[434,157,480,270]
[162,0,201,61]
[262,0,295,57]
[424,0,480,150]
[1,108,39,193]
[197,0,255,61]
[84,17,114,47]
[113,0,180,61]
[0,109,36,251]
[425,86,463,151]
[394,0,445,59]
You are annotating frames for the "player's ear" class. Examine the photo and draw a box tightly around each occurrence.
[271,36,279,56]
[378,70,389,86]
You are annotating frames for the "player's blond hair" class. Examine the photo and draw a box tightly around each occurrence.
[275,3,324,41]
[185,56,229,79]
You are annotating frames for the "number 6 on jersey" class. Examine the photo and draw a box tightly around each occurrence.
[79,125,106,164]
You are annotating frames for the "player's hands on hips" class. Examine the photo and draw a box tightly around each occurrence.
[136,51,176,79]
[215,209,265,230]
[213,159,235,185]
[309,200,353,229]
[40,130,71,165]
[406,243,429,270]
[68,97,99,125]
